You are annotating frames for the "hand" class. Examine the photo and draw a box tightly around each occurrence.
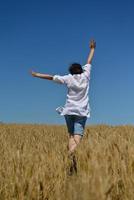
[90,39,96,49]
[31,70,37,77]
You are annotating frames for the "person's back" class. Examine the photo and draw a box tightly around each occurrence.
[53,63,92,117]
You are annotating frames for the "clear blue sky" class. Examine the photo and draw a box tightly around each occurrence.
[0,0,134,125]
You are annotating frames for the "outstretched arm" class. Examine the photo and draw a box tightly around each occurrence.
[87,39,96,64]
[31,71,53,80]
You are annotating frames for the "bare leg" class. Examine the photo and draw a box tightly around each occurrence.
[68,134,82,175]
[68,134,82,154]
[68,135,77,154]
[74,134,82,146]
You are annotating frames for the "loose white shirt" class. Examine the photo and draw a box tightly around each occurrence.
[53,64,92,117]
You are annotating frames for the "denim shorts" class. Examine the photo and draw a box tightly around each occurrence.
[64,115,87,137]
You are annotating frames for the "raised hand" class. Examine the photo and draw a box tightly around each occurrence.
[90,39,96,49]
[87,39,96,64]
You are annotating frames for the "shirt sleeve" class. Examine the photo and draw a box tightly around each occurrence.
[82,64,92,79]
[53,75,70,84]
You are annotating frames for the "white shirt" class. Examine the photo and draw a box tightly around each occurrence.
[53,64,92,117]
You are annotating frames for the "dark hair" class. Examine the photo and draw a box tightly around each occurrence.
[69,63,83,75]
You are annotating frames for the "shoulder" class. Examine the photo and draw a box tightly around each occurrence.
[82,63,92,70]
[82,64,92,79]
[53,74,71,84]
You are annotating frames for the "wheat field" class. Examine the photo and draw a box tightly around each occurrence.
[0,124,134,200]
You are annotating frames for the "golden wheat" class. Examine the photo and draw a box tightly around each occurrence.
[0,124,134,200]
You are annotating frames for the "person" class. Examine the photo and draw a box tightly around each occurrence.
[31,40,96,157]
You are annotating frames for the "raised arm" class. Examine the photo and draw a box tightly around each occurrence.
[87,39,96,64]
[31,71,53,80]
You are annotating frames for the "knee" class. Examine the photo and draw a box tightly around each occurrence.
[74,135,82,145]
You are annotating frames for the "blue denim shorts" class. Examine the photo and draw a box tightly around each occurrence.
[64,115,87,136]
